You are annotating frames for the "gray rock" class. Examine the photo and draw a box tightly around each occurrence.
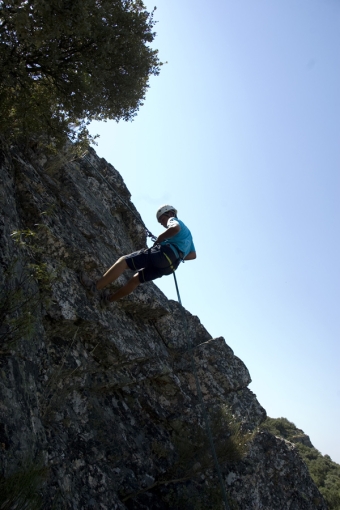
[0,140,327,509]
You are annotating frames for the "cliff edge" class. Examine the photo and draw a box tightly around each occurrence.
[0,141,327,509]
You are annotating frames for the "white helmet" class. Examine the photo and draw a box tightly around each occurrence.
[156,204,177,220]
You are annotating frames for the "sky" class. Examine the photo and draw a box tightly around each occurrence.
[89,0,340,463]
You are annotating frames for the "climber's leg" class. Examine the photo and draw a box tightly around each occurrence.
[96,256,128,290]
[107,273,140,302]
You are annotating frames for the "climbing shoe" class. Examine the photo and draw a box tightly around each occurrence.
[79,272,97,296]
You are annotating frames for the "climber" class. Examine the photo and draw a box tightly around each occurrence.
[80,205,196,304]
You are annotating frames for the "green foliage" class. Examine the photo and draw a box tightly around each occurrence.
[159,409,246,510]
[169,406,253,479]
[10,229,37,248]
[0,229,57,350]
[123,406,252,508]
[261,417,340,510]
[260,416,300,440]
[0,464,48,510]
[0,0,161,148]
[0,262,39,348]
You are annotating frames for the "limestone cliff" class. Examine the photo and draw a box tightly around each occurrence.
[0,141,327,509]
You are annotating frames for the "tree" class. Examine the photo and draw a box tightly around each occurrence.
[261,417,340,510]
[0,0,161,147]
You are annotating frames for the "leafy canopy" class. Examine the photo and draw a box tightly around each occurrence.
[0,0,161,146]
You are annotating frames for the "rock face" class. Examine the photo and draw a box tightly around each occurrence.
[0,141,327,509]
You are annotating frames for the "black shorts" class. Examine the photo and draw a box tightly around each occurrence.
[125,245,180,283]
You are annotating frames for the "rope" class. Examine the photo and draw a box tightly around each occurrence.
[172,271,230,510]
[82,152,230,507]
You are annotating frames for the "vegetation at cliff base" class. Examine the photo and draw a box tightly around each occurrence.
[261,417,340,510]
[0,464,48,510]
[0,0,161,147]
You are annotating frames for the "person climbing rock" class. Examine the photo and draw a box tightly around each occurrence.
[80,205,196,304]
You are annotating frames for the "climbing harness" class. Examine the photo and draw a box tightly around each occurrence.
[161,247,182,273]
[162,250,177,273]
[81,152,230,508]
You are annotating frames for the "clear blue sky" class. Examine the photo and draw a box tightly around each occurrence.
[90,0,340,463]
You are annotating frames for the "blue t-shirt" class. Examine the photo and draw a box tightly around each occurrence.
[160,217,195,258]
